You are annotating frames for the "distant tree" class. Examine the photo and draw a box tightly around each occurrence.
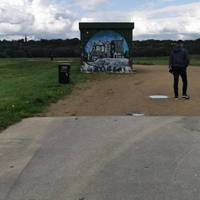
[0,38,199,58]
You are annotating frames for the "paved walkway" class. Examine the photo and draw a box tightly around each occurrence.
[1,117,200,200]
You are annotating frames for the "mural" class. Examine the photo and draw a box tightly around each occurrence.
[81,31,132,73]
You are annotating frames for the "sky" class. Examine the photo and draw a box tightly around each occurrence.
[0,0,199,40]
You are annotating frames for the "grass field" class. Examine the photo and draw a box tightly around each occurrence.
[134,55,200,66]
[0,58,98,131]
[0,55,199,131]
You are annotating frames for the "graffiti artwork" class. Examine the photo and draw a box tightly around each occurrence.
[81,31,132,73]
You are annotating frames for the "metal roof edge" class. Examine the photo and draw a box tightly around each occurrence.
[79,22,135,30]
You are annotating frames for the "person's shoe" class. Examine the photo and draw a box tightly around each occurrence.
[182,95,190,100]
[174,96,179,100]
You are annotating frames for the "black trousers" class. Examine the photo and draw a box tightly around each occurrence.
[173,69,188,97]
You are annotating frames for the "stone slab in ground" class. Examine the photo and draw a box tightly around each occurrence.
[1,117,200,200]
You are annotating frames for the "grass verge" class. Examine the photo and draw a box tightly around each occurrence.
[0,58,100,131]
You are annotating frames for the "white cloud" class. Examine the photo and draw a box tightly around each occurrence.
[131,2,200,40]
[74,0,108,10]
[0,0,199,40]
[80,2,200,40]
[0,0,77,40]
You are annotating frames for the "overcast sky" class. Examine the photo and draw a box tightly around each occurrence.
[0,0,199,40]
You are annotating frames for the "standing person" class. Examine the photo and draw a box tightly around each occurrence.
[169,40,190,100]
[50,49,54,61]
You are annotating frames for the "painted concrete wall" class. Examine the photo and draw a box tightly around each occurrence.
[81,31,132,73]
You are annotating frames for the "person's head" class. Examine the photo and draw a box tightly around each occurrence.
[176,40,184,48]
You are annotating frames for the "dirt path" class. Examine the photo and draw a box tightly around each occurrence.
[45,65,200,116]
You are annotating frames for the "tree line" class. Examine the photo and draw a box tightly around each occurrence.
[0,38,199,58]
[133,39,200,57]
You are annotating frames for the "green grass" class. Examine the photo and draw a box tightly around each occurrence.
[0,58,100,131]
[134,55,200,66]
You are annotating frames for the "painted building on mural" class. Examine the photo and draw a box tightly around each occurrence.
[79,22,134,73]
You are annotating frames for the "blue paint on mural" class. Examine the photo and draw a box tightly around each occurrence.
[85,31,129,56]
[82,31,132,73]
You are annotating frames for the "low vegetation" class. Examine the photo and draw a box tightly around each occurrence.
[0,38,200,58]
[0,58,93,131]
[134,55,200,66]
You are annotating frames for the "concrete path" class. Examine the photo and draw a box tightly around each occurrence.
[1,117,200,200]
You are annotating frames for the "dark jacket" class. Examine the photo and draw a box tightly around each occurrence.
[169,47,190,70]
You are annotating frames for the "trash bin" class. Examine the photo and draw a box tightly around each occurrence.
[58,64,70,84]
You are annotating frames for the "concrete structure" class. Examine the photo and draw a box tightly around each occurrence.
[1,116,200,200]
[79,22,134,73]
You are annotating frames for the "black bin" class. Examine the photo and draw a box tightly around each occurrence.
[58,64,70,84]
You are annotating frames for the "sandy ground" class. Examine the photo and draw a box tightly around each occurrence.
[45,65,200,116]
